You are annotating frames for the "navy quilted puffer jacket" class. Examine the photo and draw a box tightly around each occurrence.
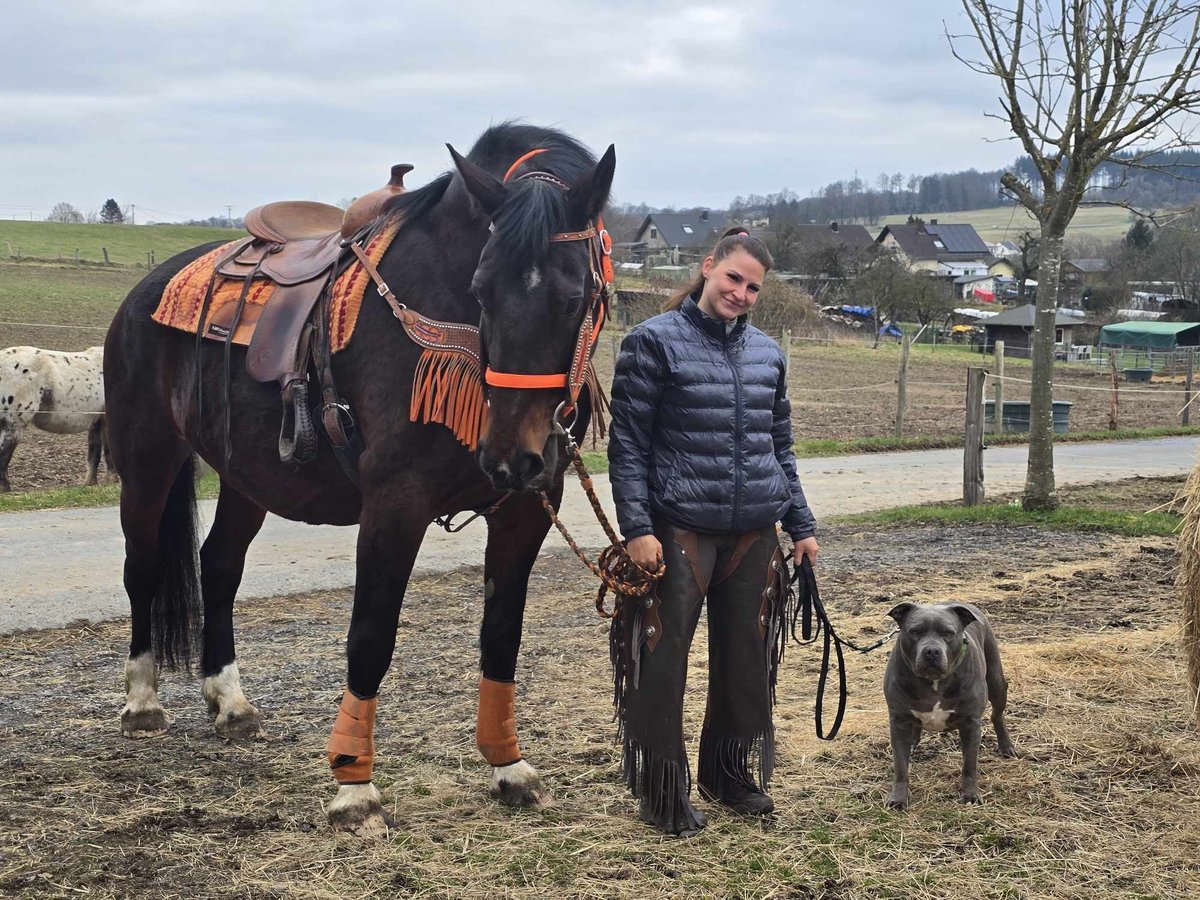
[608,296,817,541]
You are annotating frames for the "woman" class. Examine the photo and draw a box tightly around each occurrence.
[608,226,819,836]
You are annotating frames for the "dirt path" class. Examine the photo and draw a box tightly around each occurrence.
[1,512,1197,898]
[2,436,1197,634]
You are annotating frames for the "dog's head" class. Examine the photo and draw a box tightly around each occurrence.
[888,602,978,681]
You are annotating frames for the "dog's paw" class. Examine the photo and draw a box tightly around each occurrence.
[885,793,909,811]
[959,791,982,805]
[998,743,1019,759]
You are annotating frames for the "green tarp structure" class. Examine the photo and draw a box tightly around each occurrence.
[1099,321,1200,349]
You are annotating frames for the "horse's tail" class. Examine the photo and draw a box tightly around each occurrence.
[152,455,203,673]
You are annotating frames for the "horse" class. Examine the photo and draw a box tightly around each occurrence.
[0,345,112,492]
[104,122,616,836]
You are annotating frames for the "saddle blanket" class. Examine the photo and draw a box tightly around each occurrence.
[151,222,400,353]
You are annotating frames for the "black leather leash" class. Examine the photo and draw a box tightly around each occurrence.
[790,556,897,741]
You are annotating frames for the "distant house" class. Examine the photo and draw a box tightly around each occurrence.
[876,221,992,274]
[783,221,876,275]
[988,257,1018,279]
[982,303,1081,356]
[989,240,1021,258]
[633,210,729,263]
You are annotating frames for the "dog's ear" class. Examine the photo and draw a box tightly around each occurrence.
[948,604,979,629]
[887,602,916,624]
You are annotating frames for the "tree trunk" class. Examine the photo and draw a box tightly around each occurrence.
[1023,228,1064,511]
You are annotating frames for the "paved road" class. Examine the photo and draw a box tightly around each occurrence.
[2,436,1196,634]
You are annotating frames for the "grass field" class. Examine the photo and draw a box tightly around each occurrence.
[0,220,235,268]
[877,204,1138,243]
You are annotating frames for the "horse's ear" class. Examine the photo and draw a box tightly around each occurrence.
[447,144,507,217]
[568,144,616,222]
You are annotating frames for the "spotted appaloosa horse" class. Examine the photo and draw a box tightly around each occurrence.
[0,345,112,492]
[103,123,615,835]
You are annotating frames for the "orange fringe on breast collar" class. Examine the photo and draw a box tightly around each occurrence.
[151,221,401,354]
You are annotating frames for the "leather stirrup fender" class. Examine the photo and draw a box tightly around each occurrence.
[476,677,522,767]
[327,689,377,784]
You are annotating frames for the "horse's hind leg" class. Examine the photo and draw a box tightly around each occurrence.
[477,491,554,809]
[199,481,268,741]
[0,422,18,493]
[118,448,196,737]
[85,418,103,486]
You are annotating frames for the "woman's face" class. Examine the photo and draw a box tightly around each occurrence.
[697,248,766,322]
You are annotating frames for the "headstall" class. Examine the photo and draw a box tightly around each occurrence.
[482,147,614,420]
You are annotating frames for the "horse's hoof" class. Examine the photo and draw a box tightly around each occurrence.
[214,708,264,742]
[327,783,394,838]
[491,760,552,809]
[121,707,169,738]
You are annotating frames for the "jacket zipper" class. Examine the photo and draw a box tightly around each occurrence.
[725,334,744,532]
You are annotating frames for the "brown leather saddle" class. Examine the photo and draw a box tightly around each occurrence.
[200,164,412,466]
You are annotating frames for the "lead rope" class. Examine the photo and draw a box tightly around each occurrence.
[538,439,664,615]
[788,556,897,740]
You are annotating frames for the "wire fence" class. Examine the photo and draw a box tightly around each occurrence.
[4,314,1199,442]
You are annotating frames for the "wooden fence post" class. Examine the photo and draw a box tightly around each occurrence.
[1185,349,1195,426]
[1109,351,1120,431]
[993,340,1005,435]
[102,247,110,265]
[964,366,986,507]
[782,328,792,375]
[895,335,910,439]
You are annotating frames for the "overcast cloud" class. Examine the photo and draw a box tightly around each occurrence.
[0,0,1019,222]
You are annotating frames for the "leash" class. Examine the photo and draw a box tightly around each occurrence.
[788,556,897,741]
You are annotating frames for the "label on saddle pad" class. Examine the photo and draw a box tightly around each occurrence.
[152,222,401,353]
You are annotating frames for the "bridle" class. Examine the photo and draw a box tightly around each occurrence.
[480,148,614,424]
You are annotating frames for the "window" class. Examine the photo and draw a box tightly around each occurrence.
[1055,328,1064,343]
[682,225,693,234]
[933,239,945,249]
[649,227,658,240]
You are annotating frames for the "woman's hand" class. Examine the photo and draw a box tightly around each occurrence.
[627,534,664,572]
[792,536,819,566]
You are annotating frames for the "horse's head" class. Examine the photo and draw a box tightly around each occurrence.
[449,142,616,493]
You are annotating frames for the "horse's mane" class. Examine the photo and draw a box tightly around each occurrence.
[379,122,598,269]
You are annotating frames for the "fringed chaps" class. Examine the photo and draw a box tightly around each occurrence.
[610,521,788,831]
[327,689,377,784]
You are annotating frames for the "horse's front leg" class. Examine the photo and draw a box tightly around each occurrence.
[326,493,428,837]
[478,489,555,808]
[0,422,20,493]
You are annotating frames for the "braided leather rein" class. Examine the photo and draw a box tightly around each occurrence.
[538,440,664,617]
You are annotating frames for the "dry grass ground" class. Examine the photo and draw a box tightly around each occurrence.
[1,478,1197,899]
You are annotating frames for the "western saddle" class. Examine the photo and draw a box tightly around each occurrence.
[204,164,412,467]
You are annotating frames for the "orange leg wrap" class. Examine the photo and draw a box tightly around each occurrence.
[327,689,377,784]
[476,677,522,767]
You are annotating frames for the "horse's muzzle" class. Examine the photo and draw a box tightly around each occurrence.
[477,446,547,492]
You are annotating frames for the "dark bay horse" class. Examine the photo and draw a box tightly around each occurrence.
[104,123,615,835]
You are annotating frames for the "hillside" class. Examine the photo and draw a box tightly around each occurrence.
[876,205,1137,242]
[0,221,237,268]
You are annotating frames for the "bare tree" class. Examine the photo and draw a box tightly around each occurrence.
[46,202,84,224]
[952,0,1200,509]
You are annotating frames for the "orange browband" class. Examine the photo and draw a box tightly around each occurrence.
[485,369,570,389]
[503,148,550,183]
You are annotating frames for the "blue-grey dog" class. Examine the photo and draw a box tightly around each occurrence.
[883,602,1017,809]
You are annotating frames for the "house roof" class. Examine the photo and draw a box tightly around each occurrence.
[982,303,1081,328]
[1067,258,1110,273]
[877,223,991,261]
[636,211,729,249]
[788,222,876,251]
[954,274,994,285]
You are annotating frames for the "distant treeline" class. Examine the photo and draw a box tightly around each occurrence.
[729,149,1200,225]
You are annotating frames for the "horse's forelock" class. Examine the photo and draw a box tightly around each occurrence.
[490,180,567,271]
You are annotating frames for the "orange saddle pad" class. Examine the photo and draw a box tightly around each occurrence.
[152,221,400,353]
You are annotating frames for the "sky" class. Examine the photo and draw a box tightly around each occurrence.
[0,0,1023,223]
